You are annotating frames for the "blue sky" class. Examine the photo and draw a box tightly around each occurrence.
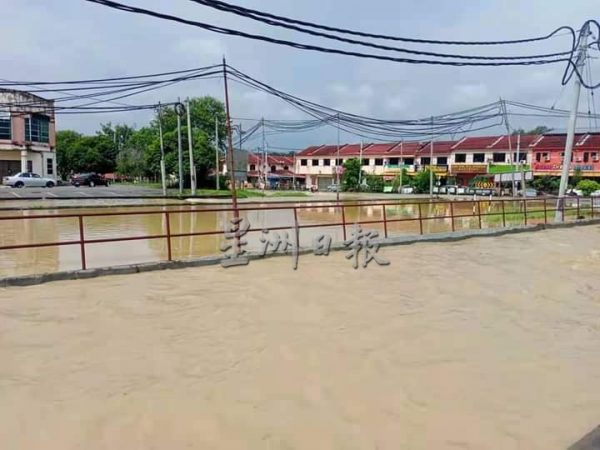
[2,0,600,150]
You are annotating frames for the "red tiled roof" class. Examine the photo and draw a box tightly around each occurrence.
[248,153,294,166]
[296,145,324,156]
[363,143,397,155]
[385,141,421,156]
[415,140,456,155]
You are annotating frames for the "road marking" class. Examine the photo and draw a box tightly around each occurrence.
[45,191,58,197]
[78,191,92,197]
[10,191,21,198]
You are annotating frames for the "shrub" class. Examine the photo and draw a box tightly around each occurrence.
[575,179,600,196]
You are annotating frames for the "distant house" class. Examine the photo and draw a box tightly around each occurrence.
[0,89,56,178]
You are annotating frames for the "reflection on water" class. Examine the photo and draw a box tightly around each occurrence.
[0,200,581,277]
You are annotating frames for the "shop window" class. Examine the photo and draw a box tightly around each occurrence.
[420,157,431,165]
[47,158,54,175]
[25,114,50,143]
[361,158,370,166]
[492,153,506,163]
[300,159,307,166]
[389,158,399,165]
[249,164,256,171]
[437,157,448,165]
[455,153,466,163]
[473,153,485,163]
[0,113,10,140]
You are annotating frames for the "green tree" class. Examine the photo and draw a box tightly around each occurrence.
[532,176,561,194]
[575,179,600,196]
[571,167,583,188]
[341,158,361,191]
[413,169,432,193]
[365,174,384,193]
[391,169,409,191]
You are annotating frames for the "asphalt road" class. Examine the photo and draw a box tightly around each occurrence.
[0,184,165,199]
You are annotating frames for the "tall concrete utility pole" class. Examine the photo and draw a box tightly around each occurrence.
[501,99,516,196]
[157,102,167,196]
[336,113,341,203]
[358,140,363,187]
[176,98,184,195]
[557,23,590,221]
[429,117,434,198]
[214,117,220,190]
[261,117,266,192]
[186,97,196,196]
[222,58,239,211]
[399,139,403,193]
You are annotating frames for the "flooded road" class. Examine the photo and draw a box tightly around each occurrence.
[0,199,586,277]
[1,226,600,449]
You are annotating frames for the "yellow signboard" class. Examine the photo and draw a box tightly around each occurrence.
[451,164,487,174]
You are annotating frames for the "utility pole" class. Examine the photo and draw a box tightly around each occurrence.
[518,133,526,193]
[358,140,363,187]
[336,113,341,203]
[157,102,167,196]
[261,117,266,192]
[557,23,590,221]
[501,98,516,196]
[429,116,434,199]
[186,97,196,196]
[176,98,184,195]
[214,117,220,190]
[222,58,239,211]
[399,139,403,193]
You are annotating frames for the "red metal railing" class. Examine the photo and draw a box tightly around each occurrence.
[0,196,595,275]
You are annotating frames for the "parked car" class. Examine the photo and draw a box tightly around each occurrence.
[446,185,459,194]
[517,188,539,197]
[399,185,414,194]
[566,188,583,196]
[326,184,339,192]
[590,190,600,197]
[2,172,56,188]
[70,173,110,187]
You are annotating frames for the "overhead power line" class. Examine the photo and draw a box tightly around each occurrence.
[188,0,575,60]
[190,0,576,46]
[81,0,572,67]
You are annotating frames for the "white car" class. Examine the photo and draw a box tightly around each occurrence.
[2,172,57,188]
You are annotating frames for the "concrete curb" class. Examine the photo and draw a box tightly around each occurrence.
[1,218,599,288]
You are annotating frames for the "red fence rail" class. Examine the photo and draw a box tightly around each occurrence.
[0,196,596,274]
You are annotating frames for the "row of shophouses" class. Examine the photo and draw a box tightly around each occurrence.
[240,133,600,190]
[284,133,600,190]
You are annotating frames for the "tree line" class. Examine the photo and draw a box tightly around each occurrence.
[56,96,227,186]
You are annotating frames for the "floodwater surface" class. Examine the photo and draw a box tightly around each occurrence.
[0,199,587,277]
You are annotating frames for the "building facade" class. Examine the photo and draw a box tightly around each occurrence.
[0,89,56,179]
[296,133,597,189]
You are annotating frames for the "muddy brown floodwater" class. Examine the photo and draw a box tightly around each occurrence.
[1,225,600,449]
[0,199,586,278]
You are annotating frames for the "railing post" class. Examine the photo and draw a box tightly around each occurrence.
[78,215,86,270]
[562,196,566,222]
[592,196,595,218]
[523,199,528,225]
[382,204,388,238]
[341,204,347,241]
[543,198,548,224]
[576,196,580,219]
[417,202,424,235]
[450,201,455,232]
[501,200,506,228]
[477,201,482,229]
[165,211,172,261]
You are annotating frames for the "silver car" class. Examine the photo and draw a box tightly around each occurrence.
[2,172,56,188]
